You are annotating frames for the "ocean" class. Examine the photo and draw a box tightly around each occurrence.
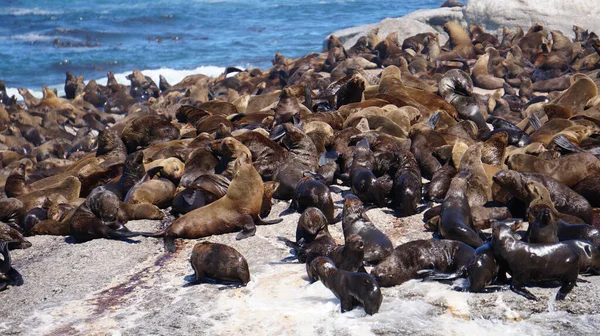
[0,0,442,97]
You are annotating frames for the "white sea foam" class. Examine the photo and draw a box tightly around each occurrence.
[5,8,63,16]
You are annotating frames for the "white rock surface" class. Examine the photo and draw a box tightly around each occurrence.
[463,0,600,38]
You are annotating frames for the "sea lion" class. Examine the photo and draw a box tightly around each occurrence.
[507,152,600,187]
[235,130,288,181]
[424,164,456,202]
[410,112,447,179]
[98,150,146,200]
[493,170,592,223]
[271,123,318,200]
[0,223,32,250]
[573,175,600,207]
[279,207,336,263]
[188,241,250,286]
[288,175,336,223]
[0,242,23,291]
[309,256,383,315]
[180,147,218,188]
[467,242,500,293]
[125,166,176,209]
[491,221,579,301]
[69,189,142,243]
[171,174,230,216]
[146,153,281,252]
[439,171,484,248]
[349,138,388,207]
[121,115,180,153]
[342,194,393,264]
[438,69,489,132]
[305,234,365,282]
[17,176,81,212]
[392,150,422,217]
[370,239,475,287]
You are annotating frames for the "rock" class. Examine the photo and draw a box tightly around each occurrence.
[463,0,600,38]
[328,7,466,50]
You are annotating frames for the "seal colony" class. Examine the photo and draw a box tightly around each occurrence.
[1,14,600,321]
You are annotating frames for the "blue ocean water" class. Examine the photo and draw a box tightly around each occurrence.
[0,0,441,93]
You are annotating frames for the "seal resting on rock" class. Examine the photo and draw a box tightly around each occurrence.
[188,241,250,286]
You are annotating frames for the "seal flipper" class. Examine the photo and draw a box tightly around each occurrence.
[528,113,543,131]
[319,150,340,167]
[256,216,283,225]
[164,234,176,253]
[236,215,256,240]
[417,269,465,281]
[553,135,583,153]
[426,111,441,129]
[510,284,538,301]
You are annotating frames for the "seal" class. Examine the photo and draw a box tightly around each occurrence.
[392,150,422,217]
[146,153,281,252]
[493,170,593,223]
[342,194,393,264]
[439,171,484,248]
[309,256,383,315]
[287,175,336,223]
[506,152,600,187]
[424,164,456,202]
[0,242,23,291]
[305,234,366,282]
[279,207,336,263]
[0,223,32,250]
[121,115,180,153]
[467,242,501,293]
[410,112,448,179]
[171,174,230,216]
[491,221,579,301]
[124,166,176,209]
[188,241,250,286]
[271,123,318,200]
[370,239,475,287]
[348,138,388,207]
[235,130,288,181]
[69,189,142,243]
[438,69,489,131]
[573,175,600,208]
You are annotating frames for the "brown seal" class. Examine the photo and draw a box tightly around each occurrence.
[309,256,383,315]
[392,150,422,217]
[17,176,81,212]
[467,242,501,293]
[124,166,176,209]
[573,175,600,208]
[370,239,475,287]
[438,69,489,132]
[0,223,32,250]
[69,189,142,243]
[305,234,365,282]
[507,152,600,187]
[493,170,592,223]
[235,130,288,181]
[121,115,180,153]
[146,153,281,252]
[279,207,336,263]
[439,171,484,248]
[287,175,336,223]
[342,194,393,264]
[260,181,280,219]
[424,164,457,202]
[188,241,250,286]
[410,112,448,179]
[491,221,579,301]
[171,174,230,216]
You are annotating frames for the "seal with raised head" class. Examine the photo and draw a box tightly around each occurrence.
[288,175,336,223]
[370,239,475,287]
[309,256,383,315]
[491,221,579,301]
[146,153,281,252]
[188,241,250,286]
[439,171,484,248]
[342,194,393,264]
[305,234,366,282]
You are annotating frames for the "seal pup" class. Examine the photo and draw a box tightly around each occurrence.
[491,221,579,301]
[188,242,250,286]
[342,194,393,264]
[287,175,337,223]
[309,256,383,315]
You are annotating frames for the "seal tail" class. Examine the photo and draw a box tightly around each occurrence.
[553,135,583,153]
